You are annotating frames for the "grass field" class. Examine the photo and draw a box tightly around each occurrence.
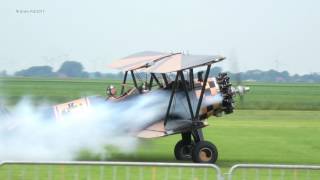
[0,77,319,179]
[107,110,320,165]
[0,110,319,179]
[1,77,320,110]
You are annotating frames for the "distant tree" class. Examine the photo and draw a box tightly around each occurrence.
[57,61,88,77]
[95,72,102,78]
[81,71,89,78]
[0,70,7,77]
[210,66,223,76]
[300,73,320,83]
[10,60,320,82]
[14,66,54,77]
[89,72,102,78]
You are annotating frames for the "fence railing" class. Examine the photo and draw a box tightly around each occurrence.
[1,161,320,180]
[227,164,320,180]
[0,161,222,180]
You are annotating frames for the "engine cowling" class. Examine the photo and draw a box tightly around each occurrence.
[216,73,250,114]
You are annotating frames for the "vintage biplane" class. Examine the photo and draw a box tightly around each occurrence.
[5,51,250,163]
[99,51,249,163]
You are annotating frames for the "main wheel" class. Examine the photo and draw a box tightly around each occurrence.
[192,141,218,163]
[174,140,194,160]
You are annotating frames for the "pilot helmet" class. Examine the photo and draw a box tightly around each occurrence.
[107,85,117,96]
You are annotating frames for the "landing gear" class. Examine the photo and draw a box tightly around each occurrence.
[174,132,194,160]
[192,141,218,163]
[174,130,218,163]
[174,140,194,160]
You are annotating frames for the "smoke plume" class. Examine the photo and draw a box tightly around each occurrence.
[0,91,169,161]
[0,89,223,161]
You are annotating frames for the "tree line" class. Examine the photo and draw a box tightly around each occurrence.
[0,61,319,83]
[1,61,122,79]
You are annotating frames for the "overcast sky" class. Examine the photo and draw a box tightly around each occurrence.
[0,0,319,75]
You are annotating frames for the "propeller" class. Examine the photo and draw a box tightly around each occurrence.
[228,50,250,106]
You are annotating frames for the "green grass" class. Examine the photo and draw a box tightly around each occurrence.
[0,77,320,179]
[71,110,320,179]
[238,82,320,110]
[1,77,320,110]
[0,110,319,179]
[0,77,121,106]
[103,110,320,166]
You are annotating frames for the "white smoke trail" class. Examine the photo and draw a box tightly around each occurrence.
[0,88,224,161]
[0,91,170,161]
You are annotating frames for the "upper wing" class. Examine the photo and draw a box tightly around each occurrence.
[109,51,225,73]
[142,53,225,73]
[108,51,170,71]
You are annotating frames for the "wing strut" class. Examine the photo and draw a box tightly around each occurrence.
[179,71,195,120]
[120,71,128,95]
[148,74,154,90]
[130,70,140,93]
[164,64,212,126]
[161,73,169,87]
[195,64,211,119]
[151,73,163,88]
[164,72,179,125]
[189,69,194,89]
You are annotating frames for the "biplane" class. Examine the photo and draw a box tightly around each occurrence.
[0,51,250,163]
[102,51,249,163]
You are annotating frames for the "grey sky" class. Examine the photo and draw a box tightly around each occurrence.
[0,0,319,75]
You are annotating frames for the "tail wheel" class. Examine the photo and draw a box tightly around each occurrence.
[192,141,218,163]
[174,140,194,160]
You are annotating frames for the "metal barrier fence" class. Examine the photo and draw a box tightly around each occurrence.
[0,161,222,180]
[227,164,320,180]
[1,161,320,180]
